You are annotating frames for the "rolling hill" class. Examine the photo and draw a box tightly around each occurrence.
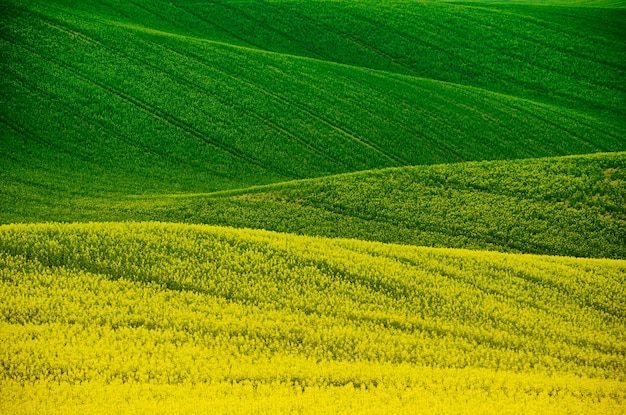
[1,222,625,414]
[1,0,625,413]
[4,152,625,259]
[2,0,625,199]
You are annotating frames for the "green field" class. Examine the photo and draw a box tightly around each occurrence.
[1,0,625,413]
[2,0,625,197]
[5,152,626,259]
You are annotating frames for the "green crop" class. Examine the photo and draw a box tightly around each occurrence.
[1,0,625,199]
[1,0,625,413]
[6,153,624,259]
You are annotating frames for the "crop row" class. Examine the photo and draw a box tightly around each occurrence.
[2,0,625,203]
[19,0,624,117]
[1,222,624,378]
[0,222,625,413]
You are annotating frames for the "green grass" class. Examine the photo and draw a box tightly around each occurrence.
[1,222,625,413]
[5,153,624,259]
[2,0,625,198]
[15,0,626,116]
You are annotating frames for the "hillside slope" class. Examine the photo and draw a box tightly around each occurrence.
[190,152,626,259]
[7,153,624,259]
[1,222,625,413]
[14,0,626,116]
[479,0,626,7]
[2,0,625,198]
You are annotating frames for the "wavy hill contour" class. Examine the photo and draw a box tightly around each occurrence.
[1,0,624,199]
[1,222,624,413]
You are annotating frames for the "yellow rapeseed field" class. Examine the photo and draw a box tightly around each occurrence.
[1,222,624,414]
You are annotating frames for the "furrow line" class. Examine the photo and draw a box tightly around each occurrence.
[334,72,471,162]
[388,66,620,150]
[354,7,618,114]
[86,9,540,108]
[9,69,228,175]
[169,2,268,51]
[348,11,460,71]
[0,117,37,146]
[263,2,406,67]
[1,31,293,179]
[172,47,404,166]
[262,118,350,169]
[153,9,405,165]
[0,113,76,161]
[537,105,626,144]
[213,2,324,60]
[352,247,554,317]
[494,97,602,152]
[33,11,332,177]
[329,68,490,158]
[459,3,625,38]
[40,19,102,47]
[76,14,330,168]
[262,66,413,165]
[149,43,346,170]
[394,70,552,160]
[492,260,626,321]
[91,0,135,21]
[441,4,625,73]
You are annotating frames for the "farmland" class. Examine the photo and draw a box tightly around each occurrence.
[1,222,625,414]
[2,0,625,197]
[5,152,626,260]
[1,0,626,413]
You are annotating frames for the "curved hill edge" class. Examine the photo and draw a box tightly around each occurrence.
[1,220,625,412]
[14,0,626,119]
[139,151,626,199]
[39,6,626,119]
[5,152,624,260]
